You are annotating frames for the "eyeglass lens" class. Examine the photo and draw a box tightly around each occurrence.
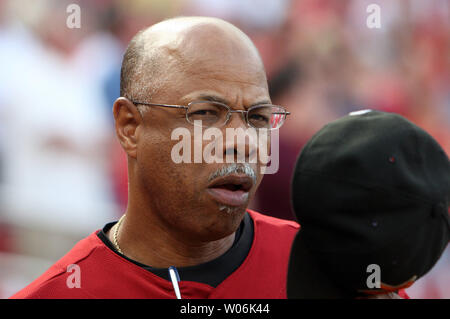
[186,102,286,129]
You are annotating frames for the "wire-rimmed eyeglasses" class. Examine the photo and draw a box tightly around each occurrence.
[130,99,290,130]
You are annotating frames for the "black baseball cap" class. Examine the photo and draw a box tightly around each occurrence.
[287,110,450,298]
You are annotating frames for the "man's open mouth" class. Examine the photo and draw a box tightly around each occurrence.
[206,174,253,207]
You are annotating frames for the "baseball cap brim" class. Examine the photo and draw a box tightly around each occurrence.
[287,230,351,299]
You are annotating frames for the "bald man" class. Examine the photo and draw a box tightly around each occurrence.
[11,17,298,299]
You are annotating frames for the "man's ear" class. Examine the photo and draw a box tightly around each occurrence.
[113,97,143,159]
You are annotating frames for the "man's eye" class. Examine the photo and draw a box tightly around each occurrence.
[249,114,269,122]
[191,110,218,116]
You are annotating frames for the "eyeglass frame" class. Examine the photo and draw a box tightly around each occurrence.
[130,99,290,130]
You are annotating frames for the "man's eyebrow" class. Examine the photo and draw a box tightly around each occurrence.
[196,94,230,105]
[195,94,272,108]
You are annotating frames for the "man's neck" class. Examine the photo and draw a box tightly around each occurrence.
[106,210,236,269]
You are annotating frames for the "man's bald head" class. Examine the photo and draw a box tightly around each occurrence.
[120,16,266,102]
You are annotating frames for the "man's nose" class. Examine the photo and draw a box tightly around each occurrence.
[226,110,247,129]
[222,111,258,163]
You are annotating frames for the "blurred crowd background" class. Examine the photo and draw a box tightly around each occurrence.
[0,0,449,298]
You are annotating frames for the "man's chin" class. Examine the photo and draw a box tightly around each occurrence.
[197,203,247,240]
[217,204,246,215]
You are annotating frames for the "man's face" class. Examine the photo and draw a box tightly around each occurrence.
[134,24,271,242]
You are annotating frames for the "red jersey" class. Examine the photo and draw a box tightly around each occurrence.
[10,210,299,299]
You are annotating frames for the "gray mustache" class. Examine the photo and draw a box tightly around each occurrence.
[208,163,257,184]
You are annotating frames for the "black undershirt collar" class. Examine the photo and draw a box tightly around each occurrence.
[97,212,254,288]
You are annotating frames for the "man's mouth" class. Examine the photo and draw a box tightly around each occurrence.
[206,174,253,207]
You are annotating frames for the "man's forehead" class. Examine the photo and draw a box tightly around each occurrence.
[140,17,262,65]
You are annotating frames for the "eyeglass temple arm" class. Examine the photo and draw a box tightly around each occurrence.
[228,110,290,115]
[272,111,291,115]
[131,101,188,109]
